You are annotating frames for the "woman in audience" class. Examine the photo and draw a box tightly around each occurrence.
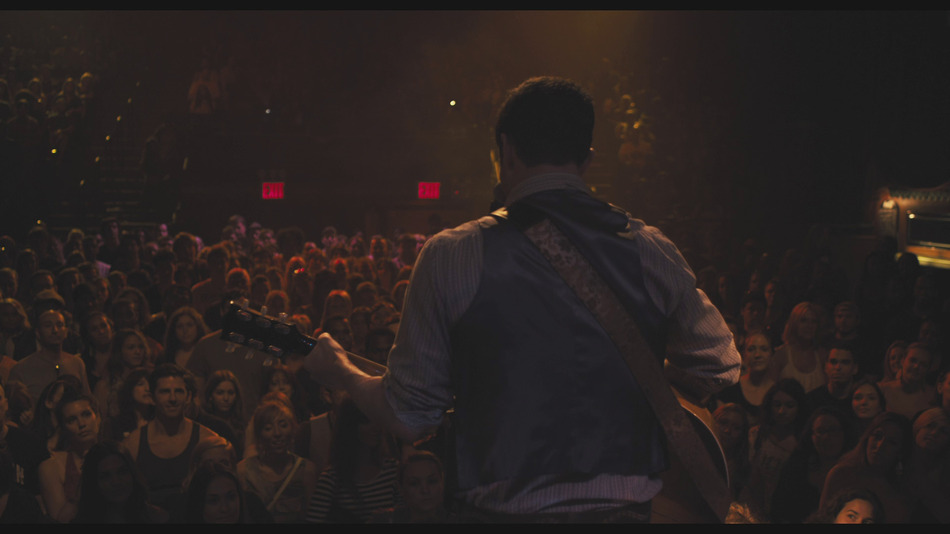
[0,298,31,360]
[31,376,82,451]
[237,399,317,523]
[203,369,246,458]
[183,461,249,524]
[78,310,114,392]
[850,378,886,436]
[820,411,915,523]
[369,450,449,523]
[260,363,310,423]
[106,367,154,441]
[93,329,151,425]
[305,396,400,523]
[900,407,950,522]
[38,392,101,523]
[73,440,168,523]
[807,487,885,524]
[712,403,752,500]
[771,406,853,523]
[161,305,207,369]
[717,332,775,423]
[739,378,808,521]
[772,301,828,393]
[881,340,908,383]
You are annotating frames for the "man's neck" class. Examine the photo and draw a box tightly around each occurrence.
[36,345,65,362]
[900,376,925,393]
[152,414,188,437]
[827,380,852,398]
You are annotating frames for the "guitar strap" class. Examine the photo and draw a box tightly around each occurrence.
[522,218,731,523]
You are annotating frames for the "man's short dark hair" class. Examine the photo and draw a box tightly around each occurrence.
[149,363,190,394]
[494,76,594,167]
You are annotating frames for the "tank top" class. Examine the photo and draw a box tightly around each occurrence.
[136,421,201,510]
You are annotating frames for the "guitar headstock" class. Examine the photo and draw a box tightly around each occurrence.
[221,300,315,362]
[220,300,388,377]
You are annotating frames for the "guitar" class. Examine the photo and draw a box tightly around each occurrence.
[221,300,729,522]
[220,300,387,378]
[651,392,731,523]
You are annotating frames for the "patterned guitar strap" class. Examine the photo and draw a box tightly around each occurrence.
[523,218,731,523]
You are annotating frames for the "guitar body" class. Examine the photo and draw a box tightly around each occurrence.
[651,394,730,523]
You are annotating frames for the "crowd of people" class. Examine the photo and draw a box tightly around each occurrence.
[0,16,948,526]
[0,203,946,524]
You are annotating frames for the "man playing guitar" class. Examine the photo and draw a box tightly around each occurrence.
[306,76,740,522]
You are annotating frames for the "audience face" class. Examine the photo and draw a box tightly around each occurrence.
[714,409,746,451]
[866,421,904,470]
[97,453,134,505]
[825,349,858,386]
[811,413,845,459]
[154,376,190,419]
[35,310,67,350]
[834,307,859,336]
[132,377,153,406]
[852,384,883,420]
[771,390,799,427]
[61,399,99,449]
[174,313,199,347]
[939,374,950,410]
[0,302,22,332]
[211,380,237,414]
[834,498,875,524]
[401,459,444,516]
[915,412,950,453]
[267,371,293,399]
[86,313,113,349]
[203,474,241,524]
[120,333,147,369]
[742,333,772,374]
[886,345,906,378]
[901,347,932,386]
[796,309,819,343]
[259,409,293,456]
[740,301,765,332]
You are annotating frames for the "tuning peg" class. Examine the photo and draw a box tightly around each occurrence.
[226,332,246,344]
[260,305,269,317]
[278,312,289,322]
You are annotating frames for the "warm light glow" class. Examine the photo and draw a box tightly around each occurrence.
[265,108,271,114]
[908,213,916,219]
[882,199,895,209]
[116,115,122,122]
[105,135,111,141]
[449,100,456,106]
[50,148,56,154]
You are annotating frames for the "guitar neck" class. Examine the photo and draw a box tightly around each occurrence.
[221,302,387,377]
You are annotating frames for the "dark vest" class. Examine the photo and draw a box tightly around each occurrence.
[449,188,669,490]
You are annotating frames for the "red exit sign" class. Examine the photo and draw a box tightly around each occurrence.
[262,182,284,199]
[418,182,440,199]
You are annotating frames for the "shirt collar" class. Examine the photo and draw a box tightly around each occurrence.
[504,172,591,207]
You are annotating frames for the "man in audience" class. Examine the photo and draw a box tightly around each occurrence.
[807,343,859,414]
[123,363,219,511]
[8,306,89,400]
[879,342,937,420]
